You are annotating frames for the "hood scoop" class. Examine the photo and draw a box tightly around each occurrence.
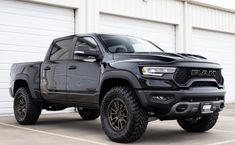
[114,53,177,62]
[178,53,207,60]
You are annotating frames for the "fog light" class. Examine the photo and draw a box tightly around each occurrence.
[176,104,188,112]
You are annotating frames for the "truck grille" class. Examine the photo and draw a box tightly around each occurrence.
[174,68,223,85]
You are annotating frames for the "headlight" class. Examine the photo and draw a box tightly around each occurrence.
[141,67,176,77]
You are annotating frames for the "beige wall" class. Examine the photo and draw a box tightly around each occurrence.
[23,0,235,53]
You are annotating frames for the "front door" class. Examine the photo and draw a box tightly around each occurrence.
[66,36,101,107]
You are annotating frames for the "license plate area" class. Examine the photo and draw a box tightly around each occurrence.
[201,103,213,114]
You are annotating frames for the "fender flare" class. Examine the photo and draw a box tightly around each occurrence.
[13,73,38,100]
[99,70,147,107]
[100,70,142,90]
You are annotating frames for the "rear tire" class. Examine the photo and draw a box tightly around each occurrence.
[100,86,148,143]
[14,87,41,125]
[177,112,219,132]
[78,108,100,120]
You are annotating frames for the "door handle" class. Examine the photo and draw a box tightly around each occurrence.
[44,66,51,70]
[68,65,77,70]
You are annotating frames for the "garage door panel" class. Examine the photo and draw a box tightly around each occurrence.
[0,24,72,38]
[0,51,45,63]
[1,0,73,16]
[0,0,75,115]
[192,29,235,103]
[0,64,11,70]
[0,102,13,109]
[0,108,14,116]
[101,23,174,34]
[0,14,73,33]
[0,32,55,48]
[193,30,235,44]
[0,92,13,107]
[0,0,74,21]
[0,44,47,53]
[0,95,13,102]
[0,83,10,89]
[99,14,176,52]
[0,6,74,22]
[0,70,10,83]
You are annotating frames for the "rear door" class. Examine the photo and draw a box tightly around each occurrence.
[66,36,101,107]
[41,37,75,102]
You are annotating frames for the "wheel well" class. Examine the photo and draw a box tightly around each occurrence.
[13,80,29,96]
[99,78,134,105]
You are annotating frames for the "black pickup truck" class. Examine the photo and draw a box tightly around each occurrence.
[10,34,225,143]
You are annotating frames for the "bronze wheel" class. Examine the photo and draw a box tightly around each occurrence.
[14,87,41,125]
[16,95,27,118]
[107,98,128,131]
[101,86,148,143]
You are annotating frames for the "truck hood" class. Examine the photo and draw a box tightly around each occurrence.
[112,52,221,68]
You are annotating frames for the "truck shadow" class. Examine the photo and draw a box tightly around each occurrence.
[36,115,103,134]
[139,129,210,144]
[31,113,212,144]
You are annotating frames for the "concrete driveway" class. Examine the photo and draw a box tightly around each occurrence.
[0,104,235,145]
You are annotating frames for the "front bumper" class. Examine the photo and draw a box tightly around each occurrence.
[136,87,225,118]
[159,100,224,120]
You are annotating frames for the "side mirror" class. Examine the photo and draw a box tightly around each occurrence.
[74,46,100,58]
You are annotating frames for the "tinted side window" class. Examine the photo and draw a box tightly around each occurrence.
[73,37,98,59]
[75,37,98,50]
[50,38,73,61]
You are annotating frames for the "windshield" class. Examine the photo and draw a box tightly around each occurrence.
[100,35,163,53]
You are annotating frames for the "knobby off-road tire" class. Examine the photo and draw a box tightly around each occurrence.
[100,86,148,143]
[78,108,100,120]
[14,87,41,125]
[177,112,219,132]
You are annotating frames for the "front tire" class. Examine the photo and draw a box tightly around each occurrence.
[100,86,148,143]
[177,112,219,132]
[78,108,100,120]
[14,87,41,125]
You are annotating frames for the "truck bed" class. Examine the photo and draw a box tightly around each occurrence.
[10,61,43,101]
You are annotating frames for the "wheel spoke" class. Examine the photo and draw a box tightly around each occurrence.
[113,118,118,126]
[111,108,117,113]
[114,101,118,110]
[121,118,127,123]
[111,116,118,122]
[22,109,26,114]
[108,98,128,131]
[17,96,27,117]
[118,119,122,129]
[119,104,123,110]
[121,107,126,113]
[116,101,120,110]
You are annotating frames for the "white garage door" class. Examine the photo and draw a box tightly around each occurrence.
[192,29,235,103]
[0,0,74,115]
[99,14,176,52]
